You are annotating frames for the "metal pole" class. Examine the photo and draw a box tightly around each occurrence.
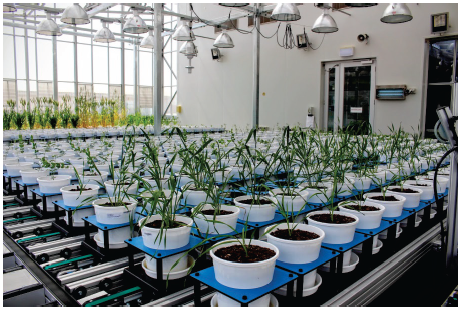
[74,28,78,99]
[24,24,30,105]
[252,3,261,129]
[134,44,139,114]
[52,36,58,102]
[153,3,164,136]
[446,153,458,270]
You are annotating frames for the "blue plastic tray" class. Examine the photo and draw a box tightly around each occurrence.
[382,209,414,223]
[321,232,369,252]
[355,219,394,236]
[191,267,297,304]
[52,199,93,211]
[276,247,338,275]
[125,235,205,259]
[14,179,38,186]
[82,214,141,230]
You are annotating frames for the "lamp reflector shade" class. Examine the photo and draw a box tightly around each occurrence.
[312,10,338,33]
[172,22,195,41]
[3,3,16,12]
[213,32,234,48]
[140,30,154,49]
[93,22,116,43]
[60,3,90,25]
[219,3,249,7]
[123,10,148,34]
[180,41,198,56]
[271,3,301,21]
[36,13,62,36]
[381,3,413,24]
[345,3,378,7]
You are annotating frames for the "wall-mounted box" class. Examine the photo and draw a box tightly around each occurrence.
[376,85,407,100]
[340,47,354,57]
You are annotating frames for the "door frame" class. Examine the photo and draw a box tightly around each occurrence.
[322,58,376,132]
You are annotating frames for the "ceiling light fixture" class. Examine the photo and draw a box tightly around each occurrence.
[36,12,62,36]
[213,30,234,48]
[123,9,148,34]
[381,3,413,24]
[271,3,301,22]
[93,21,116,43]
[312,8,338,33]
[140,29,154,49]
[3,3,17,12]
[172,20,195,41]
[180,41,198,73]
[60,3,90,25]
[219,4,250,7]
[345,3,378,7]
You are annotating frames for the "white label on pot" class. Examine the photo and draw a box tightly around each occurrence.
[350,107,363,113]
[108,213,121,218]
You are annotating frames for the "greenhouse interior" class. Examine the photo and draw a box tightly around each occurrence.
[2,2,458,308]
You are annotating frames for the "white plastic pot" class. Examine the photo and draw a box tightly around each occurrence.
[403,180,434,200]
[306,211,359,245]
[142,255,194,280]
[142,177,170,190]
[144,252,188,274]
[387,185,422,208]
[37,175,71,194]
[415,175,448,193]
[60,184,99,207]
[269,189,309,213]
[139,214,192,250]
[234,195,276,222]
[363,192,406,218]
[298,183,333,204]
[338,201,385,229]
[3,158,19,170]
[65,207,95,227]
[275,272,322,297]
[58,165,84,178]
[20,168,49,184]
[96,226,131,247]
[82,171,109,185]
[215,292,271,307]
[210,239,279,289]
[265,223,324,264]
[345,174,372,190]
[104,180,138,197]
[181,185,215,206]
[92,198,137,224]
[6,162,34,177]
[194,204,240,235]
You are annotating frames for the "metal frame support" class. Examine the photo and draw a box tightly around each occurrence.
[153,3,164,136]
[52,36,58,102]
[74,28,78,99]
[252,3,261,129]
[134,44,139,114]
[24,22,30,105]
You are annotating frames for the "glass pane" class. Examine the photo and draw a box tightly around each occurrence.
[94,84,108,102]
[16,37,26,80]
[342,66,371,129]
[38,82,53,99]
[30,81,37,102]
[57,41,75,82]
[77,44,92,83]
[424,84,452,138]
[93,46,108,84]
[58,82,74,101]
[3,80,16,106]
[125,49,134,85]
[28,38,36,80]
[109,48,121,84]
[428,40,456,83]
[139,51,153,86]
[125,85,135,114]
[3,35,15,79]
[17,80,27,103]
[327,67,335,131]
[37,39,53,81]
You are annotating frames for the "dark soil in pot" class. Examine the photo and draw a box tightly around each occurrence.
[274,180,296,187]
[228,191,246,198]
[304,185,328,190]
[368,195,400,202]
[274,193,301,197]
[99,202,133,207]
[389,188,419,194]
[271,228,319,241]
[68,186,93,191]
[343,204,380,211]
[238,198,272,205]
[309,213,356,224]
[201,209,234,216]
[412,184,429,187]
[214,244,276,263]
[145,220,184,229]
[84,173,99,176]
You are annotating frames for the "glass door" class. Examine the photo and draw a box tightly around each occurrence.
[423,39,457,138]
[324,60,375,132]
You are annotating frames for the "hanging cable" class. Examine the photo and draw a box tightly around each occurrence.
[277,23,298,49]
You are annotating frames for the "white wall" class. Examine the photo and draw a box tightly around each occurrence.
[177,3,458,133]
